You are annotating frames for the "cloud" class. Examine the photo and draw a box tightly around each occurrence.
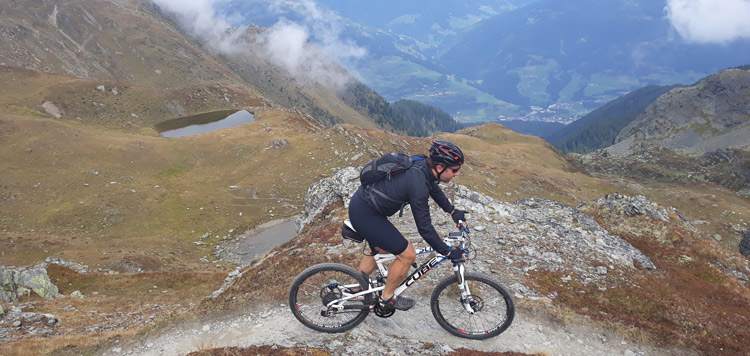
[665,0,750,44]
[152,0,366,87]
[256,0,367,86]
[152,0,244,54]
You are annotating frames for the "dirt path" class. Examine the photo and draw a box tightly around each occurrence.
[100,301,695,356]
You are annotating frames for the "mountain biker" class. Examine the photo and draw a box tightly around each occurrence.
[348,139,469,311]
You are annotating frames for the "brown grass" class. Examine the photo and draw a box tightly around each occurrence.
[0,265,225,356]
[526,211,750,355]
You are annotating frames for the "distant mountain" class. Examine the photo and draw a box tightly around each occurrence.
[571,67,750,195]
[391,99,463,135]
[219,0,530,122]
[220,0,749,125]
[434,0,750,120]
[311,0,538,49]
[609,68,750,157]
[545,85,680,154]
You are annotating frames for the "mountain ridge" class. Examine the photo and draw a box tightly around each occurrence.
[610,68,750,156]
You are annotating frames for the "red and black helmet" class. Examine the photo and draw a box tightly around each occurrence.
[429,139,464,167]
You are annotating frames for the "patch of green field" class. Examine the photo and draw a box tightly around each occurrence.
[512,55,558,106]
[403,78,520,121]
[358,56,443,90]
[584,73,641,97]
[558,72,584,101]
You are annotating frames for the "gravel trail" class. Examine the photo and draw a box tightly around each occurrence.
[101,301,695,356]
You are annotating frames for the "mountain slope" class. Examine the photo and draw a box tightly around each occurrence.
[0,0,405,132]
[0,0,243,88]
[546,84,680,153]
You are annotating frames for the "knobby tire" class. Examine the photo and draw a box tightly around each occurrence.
[430,272,515,339]
[288,263,371,333]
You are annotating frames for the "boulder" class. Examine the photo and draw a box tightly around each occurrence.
[296,166,359,232]
[0,264,61,302]
[1,266,16,303]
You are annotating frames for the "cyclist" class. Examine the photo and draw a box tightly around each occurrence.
[348,139,469,311]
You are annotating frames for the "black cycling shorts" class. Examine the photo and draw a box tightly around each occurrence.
[349,192,408,255]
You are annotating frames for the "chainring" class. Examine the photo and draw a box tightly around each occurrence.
[373,302,395,318]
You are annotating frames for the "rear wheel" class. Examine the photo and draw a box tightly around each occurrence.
[289,263,371,333]
[430,273,514,339]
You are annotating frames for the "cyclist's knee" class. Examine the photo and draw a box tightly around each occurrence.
[398,244,416,262]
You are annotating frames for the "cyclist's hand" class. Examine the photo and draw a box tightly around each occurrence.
[451,209,469,224]
[447,249,465,263]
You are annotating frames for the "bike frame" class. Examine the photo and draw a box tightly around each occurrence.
[330,223,477,314]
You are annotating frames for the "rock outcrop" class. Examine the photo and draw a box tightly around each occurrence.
[0,259,82,302]
[296,166,360,232]
[1,264,60,303]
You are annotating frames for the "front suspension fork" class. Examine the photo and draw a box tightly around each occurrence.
[452,263,475,314]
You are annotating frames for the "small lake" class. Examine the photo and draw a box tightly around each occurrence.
[215,219,299,266]
[155,109,255,138]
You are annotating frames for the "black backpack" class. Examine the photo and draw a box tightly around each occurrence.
[359,153,425,216]
[359,153,425,187]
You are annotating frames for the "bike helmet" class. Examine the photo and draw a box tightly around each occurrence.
[429,139,464,167]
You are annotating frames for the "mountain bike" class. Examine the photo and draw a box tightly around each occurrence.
[288,221,515,339]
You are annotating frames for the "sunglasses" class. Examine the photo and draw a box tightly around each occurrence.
[450,167,460,173]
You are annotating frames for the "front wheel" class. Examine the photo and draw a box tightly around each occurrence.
[431,273,515,339]
[289,263,371,333]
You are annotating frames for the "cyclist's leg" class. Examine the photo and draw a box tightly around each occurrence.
[357,244,391,275]
[358,255,376,275]
[349,193,414,297]
[381,242,415,300]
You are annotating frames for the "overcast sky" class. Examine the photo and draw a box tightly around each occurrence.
[665,0,750,44]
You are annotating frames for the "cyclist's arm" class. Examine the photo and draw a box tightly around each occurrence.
[428,181,454,214]
[411,184,452,256]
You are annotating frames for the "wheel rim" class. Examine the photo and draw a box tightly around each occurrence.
[292,269,367,329]
[434,278,511,336]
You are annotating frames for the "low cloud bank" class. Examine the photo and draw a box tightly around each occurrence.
[153,0,366,87]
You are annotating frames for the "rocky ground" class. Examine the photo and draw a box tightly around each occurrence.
[100,302,694,356]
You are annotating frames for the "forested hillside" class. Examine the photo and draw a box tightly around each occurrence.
[339,83,461,136]
[545,85,680,153]
[391,99,462,136]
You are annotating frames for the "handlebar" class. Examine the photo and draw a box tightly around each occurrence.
[444,222,472,262]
